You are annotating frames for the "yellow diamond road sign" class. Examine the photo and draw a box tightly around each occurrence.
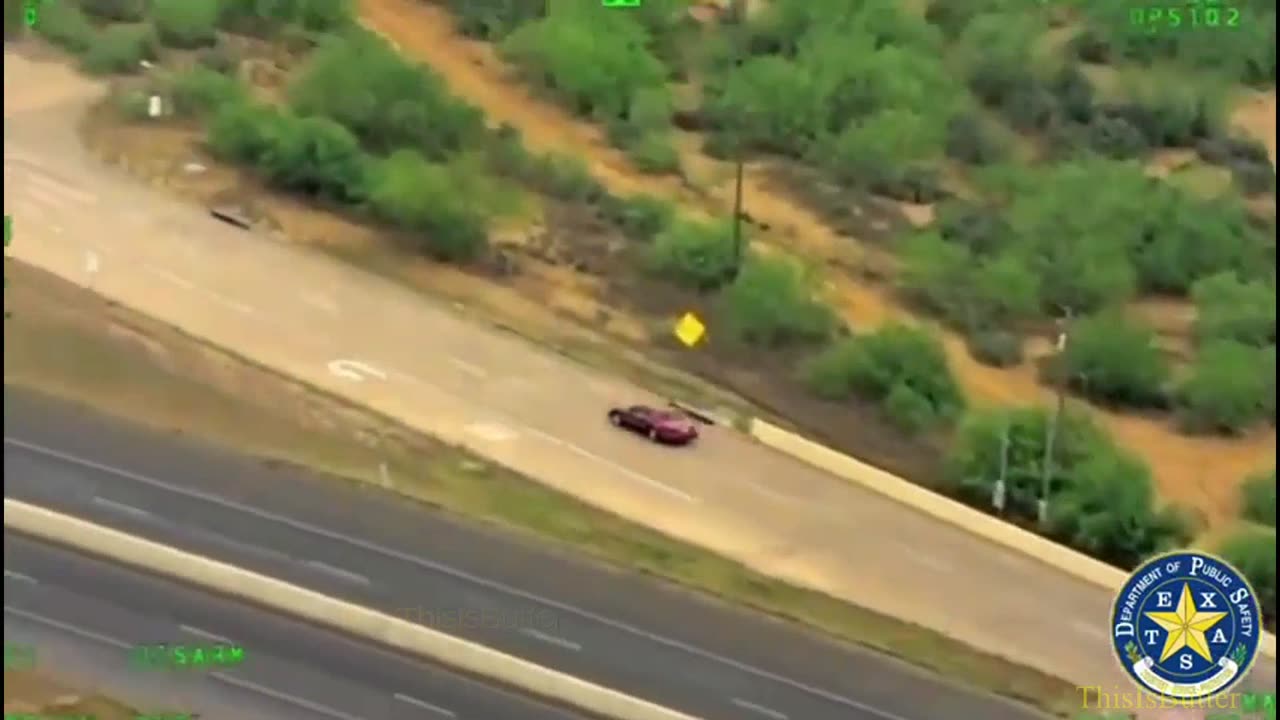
[673,312,706,347]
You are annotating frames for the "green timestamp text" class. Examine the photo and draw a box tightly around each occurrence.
[1129,2,1244,32]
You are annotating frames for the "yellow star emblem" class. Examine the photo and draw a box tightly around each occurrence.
[1144,583,1229,663]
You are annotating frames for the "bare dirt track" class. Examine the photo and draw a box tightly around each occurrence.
[358,0,1276,526]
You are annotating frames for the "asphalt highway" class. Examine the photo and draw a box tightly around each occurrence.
[3,389,1053,720]
[3,531,585,720]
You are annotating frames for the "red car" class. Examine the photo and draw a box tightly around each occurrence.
[607,405,699,445]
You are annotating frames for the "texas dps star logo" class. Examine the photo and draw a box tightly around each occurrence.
[1111,550,1261,702]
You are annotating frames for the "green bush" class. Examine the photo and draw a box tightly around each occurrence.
[218,0,353,35]
[80,0,147,22]
[898,232,1039,330]
[626,133,681,175]
[502,3,667,123]
[803,323,965,431]
[81,24,159,76]
[944,112,1006,165]
[646,218,739,291]
[1191,272,1276,347]
[1177,340,1272,435]
[966,329,1023,368]
[1056,311,1169,408]
[445,0,545,40]
[207,100,285,164]
[366,150,489,263]
[1216,526,1277,630]
[1239,470,1276,527]
[170,67,246,117]
[527,152,603,202]
[946,406,1192,568]
[289,32,483,158]
[152,0,220,49]
[197,42,241,75]
[720,255,836,348]
[111,88,153,121]
[34,1,94,53]
[256,114,367,203]
[601,194,674,242]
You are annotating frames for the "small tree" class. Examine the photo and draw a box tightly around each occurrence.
[720,255,836,348]
[81,25,159,76]
[646,218,739,291]
[1191,272,1277,348]
[1217,526,1277,630]
[152,0,220,49]
[366,150,489,263]
[946,406,1193,567]
[803,323,965,432]
[256,114,367,203]
[1057,311,1169,408]
[1177,340,1271,434]
[1239,469,1276,527]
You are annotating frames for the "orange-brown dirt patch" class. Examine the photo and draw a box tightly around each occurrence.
[3,672,136,720]
[357,0,1275,527]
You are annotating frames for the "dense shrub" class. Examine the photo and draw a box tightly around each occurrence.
[33,1,94,52]
[289,33,484,159]
[169,67,246,117]
[82,24,159,76]
[966,329,1023,368]
[1217,526,1277,630]
[944,112,1006,165]
[1239,470,1277,527]
[445,0,546,40]
[1056,311,1169,408]
[152,0,220,49]
[946,406,1192,568]
[207,100,279,162]
[803,323,965,432]
[626,133,681,175]
[80,0,147,22]
[645,218,739,291]
[526,152,603,202]
[256,115,367,203]
[1131,195,1265,295]
[207,100,367,203]
[1084,114,1148,159]
[503,3,668,124]
[600,194,674,242]
[899,231,1039,330]
[197,42,241,75]
[1191,272,1277,347]
[1177,340,1272,435]
[218,0,353,35]
[366,150,489,262]
[720,255,837,348]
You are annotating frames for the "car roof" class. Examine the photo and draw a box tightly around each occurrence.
[631,405,683,421]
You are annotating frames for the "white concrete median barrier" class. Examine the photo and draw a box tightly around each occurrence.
[747,419,1277,660]
[3,499,704,720]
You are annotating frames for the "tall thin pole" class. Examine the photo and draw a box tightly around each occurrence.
[1040,308,1073,527]
[729,0,746,277]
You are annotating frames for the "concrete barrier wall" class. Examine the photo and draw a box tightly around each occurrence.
[3,499,703,720]
[748,419,1278,660]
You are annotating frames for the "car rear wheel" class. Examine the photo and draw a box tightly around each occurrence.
[608,412,623,427]
[647,427,659,442]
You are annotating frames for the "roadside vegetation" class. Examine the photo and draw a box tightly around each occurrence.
[10,0,1275,625]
